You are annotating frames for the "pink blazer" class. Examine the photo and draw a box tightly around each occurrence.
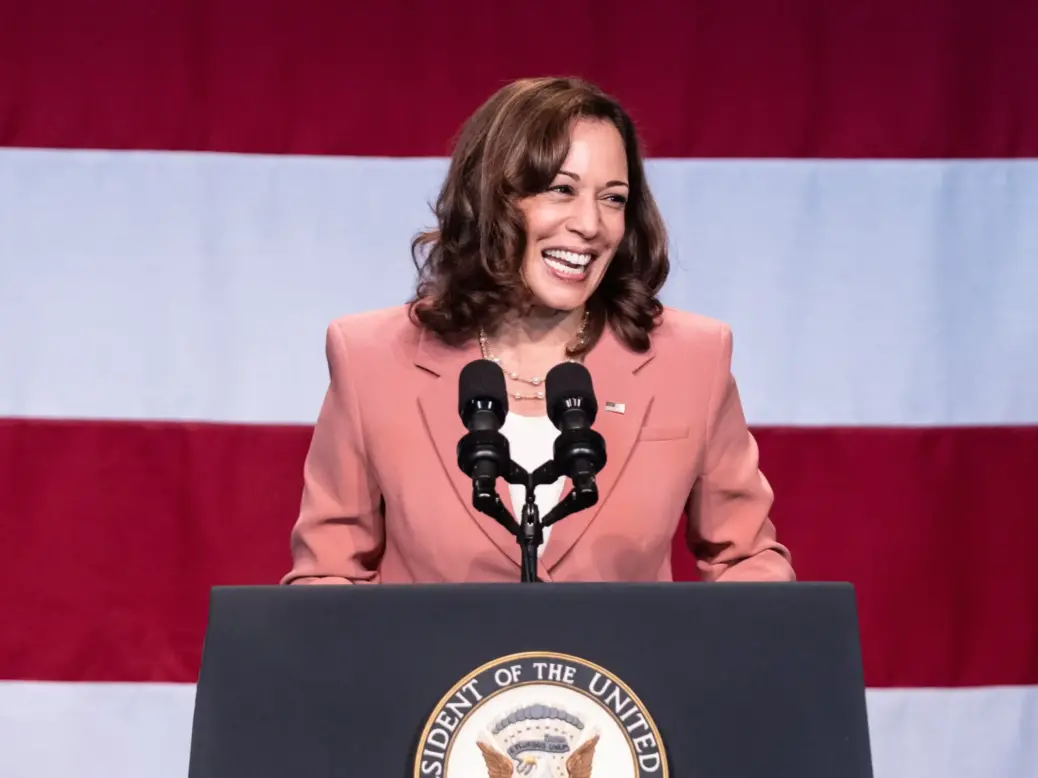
[282,305,794,585]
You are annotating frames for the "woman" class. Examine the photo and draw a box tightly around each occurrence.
[282,77,794,585]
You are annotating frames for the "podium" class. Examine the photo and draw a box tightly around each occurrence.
[186,582,874,777]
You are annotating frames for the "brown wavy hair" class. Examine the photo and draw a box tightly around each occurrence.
[408,76,669,356]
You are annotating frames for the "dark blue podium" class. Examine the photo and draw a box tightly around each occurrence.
[187,582,874,777]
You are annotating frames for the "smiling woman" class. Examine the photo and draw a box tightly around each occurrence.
[281,77,795,585]
[409,76,668,369]
[519,119,630,306]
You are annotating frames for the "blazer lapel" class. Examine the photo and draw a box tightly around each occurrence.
[541,328,654,572]
[413,329,524,571]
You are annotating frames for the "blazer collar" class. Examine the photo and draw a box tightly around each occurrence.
[414,328,528,571]
[539,326,655,572]
[412,320,655,389]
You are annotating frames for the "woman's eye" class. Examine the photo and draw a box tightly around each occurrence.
[546,184,625,205]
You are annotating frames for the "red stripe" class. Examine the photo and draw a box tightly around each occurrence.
[1,418,1035,687]
[1,0,1035,158]
[674,426,1038,689]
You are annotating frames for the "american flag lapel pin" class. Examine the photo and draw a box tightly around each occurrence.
[604,401,625,414]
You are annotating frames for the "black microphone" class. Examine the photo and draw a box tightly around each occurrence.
[458,360,508,431]
[545,362,607,492]
[455,359,528,548]
[457,359,546,581]
[457,360,510,486]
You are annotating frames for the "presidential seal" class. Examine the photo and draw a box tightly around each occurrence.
[414,651,668,777]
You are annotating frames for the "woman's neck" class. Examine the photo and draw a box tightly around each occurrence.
[490,306,585,359]
[483,306,587,416]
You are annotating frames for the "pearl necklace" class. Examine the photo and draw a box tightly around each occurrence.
[478,311,590,401]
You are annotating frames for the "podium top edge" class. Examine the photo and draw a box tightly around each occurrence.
[207,581,856,595]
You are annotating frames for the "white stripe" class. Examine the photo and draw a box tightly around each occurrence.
[866,686,1038,778]
[0,681,195,778]
[1,149,1035,426]
[0,681,1033,778]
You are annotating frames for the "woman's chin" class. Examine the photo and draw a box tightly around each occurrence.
[528,290,589,313]
[526,276,595,312]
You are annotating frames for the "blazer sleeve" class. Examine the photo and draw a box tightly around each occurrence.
[281,322,385,584]
[685,324,795,582]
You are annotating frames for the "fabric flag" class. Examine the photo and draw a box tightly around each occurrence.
[1,2,1036,777]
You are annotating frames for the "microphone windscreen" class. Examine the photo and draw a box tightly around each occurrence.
[545,362,597,426]
[458,359,508,419]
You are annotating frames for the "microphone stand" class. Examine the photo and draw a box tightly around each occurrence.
[503,461,600,583]
[462,435,601,583]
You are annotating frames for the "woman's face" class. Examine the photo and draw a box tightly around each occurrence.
[517,118,629,313]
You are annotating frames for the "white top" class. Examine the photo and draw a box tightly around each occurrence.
[499,412,565,557]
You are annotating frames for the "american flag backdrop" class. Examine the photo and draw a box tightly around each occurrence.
[1,2,1037,777]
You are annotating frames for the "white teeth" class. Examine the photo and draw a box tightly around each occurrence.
[543,249,592,267]
[543,257,586,277]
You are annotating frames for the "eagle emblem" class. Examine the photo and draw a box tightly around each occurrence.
[475,704,600,778]
[412,651,668,777]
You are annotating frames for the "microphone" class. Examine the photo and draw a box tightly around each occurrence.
[456,360,521,542]
[457,360,510,485]
[453,359,607,584]
[545,362,607,495]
